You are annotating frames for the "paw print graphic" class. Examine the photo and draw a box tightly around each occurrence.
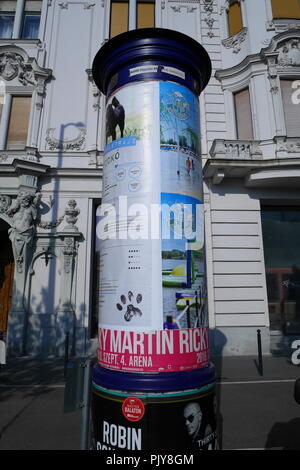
[116,291,143,322]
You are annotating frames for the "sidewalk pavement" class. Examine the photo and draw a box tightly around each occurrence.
[0,354,299,450]
[0,356,84,450]
[1,353,298,386]
[213,354,300,382]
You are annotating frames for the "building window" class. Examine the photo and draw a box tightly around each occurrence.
[0,14,14,38]
[6,95,31,150]
[271,0,300,19]
[21,13,40,39]
[110,1,129,38]
[110,0,155,38]
[262,207,300,335]
[0,1,17,39]
[21,1,42,39]
[234,88,254,140]
[137,1,155,29]
[281,79,300,138]
[227,0,243,37]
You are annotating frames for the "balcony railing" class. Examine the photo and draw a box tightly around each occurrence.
[209,139,263,160]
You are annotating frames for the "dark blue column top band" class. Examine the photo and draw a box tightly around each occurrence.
[92,28,212,97]
[92,363,216,392]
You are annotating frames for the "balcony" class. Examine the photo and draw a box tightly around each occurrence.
[204,138,300,188]
[209,139,263,160]
[274,136,300,157]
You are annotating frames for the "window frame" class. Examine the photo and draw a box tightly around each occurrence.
[137,0,155,29]
[261,204,300,335]
[271,0,300,20]
[20,11,41,39]
[233,86,254,140]
[109,0,155,38]
[226,0,244,37]
[109,0,129,39]
[279,77,300,138]
[0,13,15,39]
[5,93,32,151]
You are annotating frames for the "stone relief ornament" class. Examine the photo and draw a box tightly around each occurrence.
[222,27,248,53]
[37,214,65,230]
[0,153,8,163]
[45,127,86,151]
[170,5,197,13]
[0,192,81,278]
[277,39,300,66]
[203,0,215,38]
[210,139,263,159]
[62,237,77,274]
[64,200,80,231]
[276,138,300,153]
[37,199,80,230]
[0,52,36,85]
[0,195,11,213]
[0,52,21,81]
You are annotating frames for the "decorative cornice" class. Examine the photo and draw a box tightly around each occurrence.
[59,1,95,9]
[266,18,300,34]
[261,28,300,57]
[216,30,300,85]
[170,5,197,13]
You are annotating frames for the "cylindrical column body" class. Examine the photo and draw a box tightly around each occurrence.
[92,28,216,451]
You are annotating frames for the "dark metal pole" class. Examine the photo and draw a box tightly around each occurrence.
[80,359,92,450]
[257,329,263,376]
[186,300,191,328]
[64,332,69,378]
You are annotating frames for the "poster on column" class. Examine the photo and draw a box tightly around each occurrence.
[97,81,162,335]
[97,80,209,372]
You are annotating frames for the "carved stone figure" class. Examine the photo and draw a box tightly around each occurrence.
[7,191,41,272]
[0,195,11,213]
[0,51,37,85]
[64,200,80,230]
[0,52,21,80]
[278,39,300,66]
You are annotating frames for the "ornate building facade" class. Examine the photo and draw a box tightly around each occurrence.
[0,0,299,357]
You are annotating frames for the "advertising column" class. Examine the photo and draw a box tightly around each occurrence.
[91,28,217,451]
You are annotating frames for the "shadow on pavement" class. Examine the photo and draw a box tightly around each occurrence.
[210,328,227,450]
[0,356,65,386]
[265,419,300,450]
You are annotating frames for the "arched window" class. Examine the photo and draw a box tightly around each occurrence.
[227,0,243,37]
[271,0,300,19]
